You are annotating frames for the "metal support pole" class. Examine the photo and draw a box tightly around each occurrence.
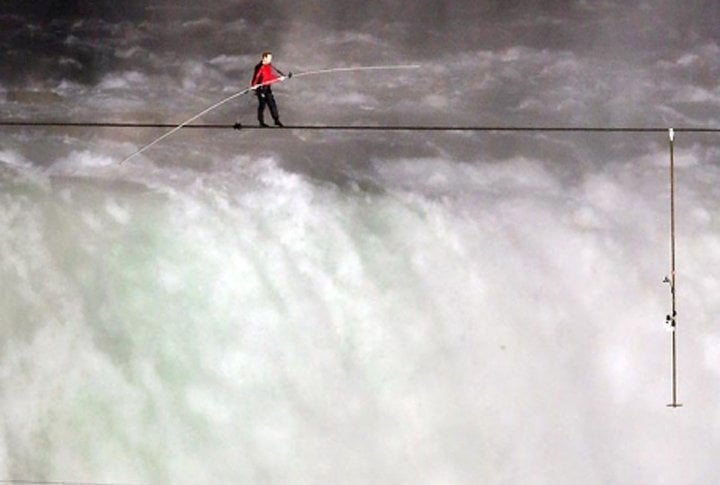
[666,128,682,408]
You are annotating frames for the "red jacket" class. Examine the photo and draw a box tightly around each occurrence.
[252,63,282,88]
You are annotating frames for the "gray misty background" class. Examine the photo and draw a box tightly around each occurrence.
[2,0,720,171]
[1,1,720,484]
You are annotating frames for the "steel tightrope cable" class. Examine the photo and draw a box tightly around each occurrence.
[2,121,720,132]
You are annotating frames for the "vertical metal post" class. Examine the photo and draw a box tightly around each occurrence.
[666,128,682,408]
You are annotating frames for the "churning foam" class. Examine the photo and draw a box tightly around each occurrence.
[1,147,720,484]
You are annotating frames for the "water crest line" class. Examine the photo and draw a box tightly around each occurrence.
[0,480,146,485]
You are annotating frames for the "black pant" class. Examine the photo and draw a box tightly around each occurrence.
[256,87,279,124]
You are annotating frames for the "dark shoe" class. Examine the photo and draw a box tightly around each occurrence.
[233,122,242,130]
[274,120,284,127]
[259,122,270,128]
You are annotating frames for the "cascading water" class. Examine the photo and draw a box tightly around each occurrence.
[4,1,720,481]
[2,137,720,484]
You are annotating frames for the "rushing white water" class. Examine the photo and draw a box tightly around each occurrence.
[1,137,720,484]
[4,1,720,482]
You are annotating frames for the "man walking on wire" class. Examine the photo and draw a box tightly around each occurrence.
[251,52,290,127]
